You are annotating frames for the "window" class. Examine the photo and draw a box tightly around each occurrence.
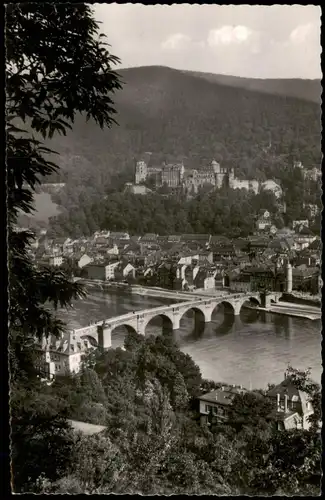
[205,405,212,413]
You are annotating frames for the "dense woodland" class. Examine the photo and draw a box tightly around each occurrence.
[47,162,321,238]
[43,65,321,188]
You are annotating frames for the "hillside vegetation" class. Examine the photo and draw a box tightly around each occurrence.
[43,65,321,189]
[181,68,321,104]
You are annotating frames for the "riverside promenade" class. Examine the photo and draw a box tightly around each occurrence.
[251,301,321,321]
[74,278,227,301]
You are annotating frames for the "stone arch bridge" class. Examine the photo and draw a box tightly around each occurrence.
[71,292,281,349]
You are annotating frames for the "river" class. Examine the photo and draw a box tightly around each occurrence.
[57,289,322,390]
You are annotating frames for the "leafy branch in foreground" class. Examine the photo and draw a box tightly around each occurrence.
[6,3,122,379]
[7,4,122,492]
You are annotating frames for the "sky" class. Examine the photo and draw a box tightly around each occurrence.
[93,4,321,79]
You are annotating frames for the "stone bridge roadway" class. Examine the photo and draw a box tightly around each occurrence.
[72,291,281,349]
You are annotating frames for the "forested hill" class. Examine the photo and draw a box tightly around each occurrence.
[180,68,321,104]
[43,65,320,188]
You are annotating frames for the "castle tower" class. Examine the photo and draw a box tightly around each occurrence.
[135,160,148,185]
[179,161,185,181]
[286,261,293,293]
[211,159,220,174]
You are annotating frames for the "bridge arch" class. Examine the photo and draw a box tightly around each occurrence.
[211,300,236,317]
[110,323,138,336]
[245,296,261,307]
[179,305,209,326]
[108,322,138,348]
[143,313,174,336]
[79,334,99,348]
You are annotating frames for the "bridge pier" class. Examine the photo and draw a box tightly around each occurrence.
[172,315,181,330]
[232,302,242,316]
[201,302,214,323]
[260,293,271,309]
[137,315,146,336]
[97,324,112,349]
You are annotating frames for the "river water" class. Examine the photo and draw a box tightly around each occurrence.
[58,289,322,390]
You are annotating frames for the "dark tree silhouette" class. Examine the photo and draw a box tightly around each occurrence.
[6,3,122,492]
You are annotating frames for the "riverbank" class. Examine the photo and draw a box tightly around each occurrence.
[75,279,222,301]
[245,301,321,321]
[281,292,321,308]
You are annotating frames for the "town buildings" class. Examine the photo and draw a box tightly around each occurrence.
[30,221,320,296]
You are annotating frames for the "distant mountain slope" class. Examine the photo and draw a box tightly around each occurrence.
[180,68,321,104]
[42,66,321,187]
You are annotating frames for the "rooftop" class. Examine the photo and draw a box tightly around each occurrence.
[199,385,247,406]
[181,234,211,241]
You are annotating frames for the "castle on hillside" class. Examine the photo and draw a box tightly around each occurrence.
[134,157,283,198]
[135,159,185,187]
[293,161,321,181]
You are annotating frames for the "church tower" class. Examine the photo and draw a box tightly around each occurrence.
[286,260,293,293]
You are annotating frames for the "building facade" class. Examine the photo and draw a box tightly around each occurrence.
[135,160,148,184]
[34,332,96,380]
[161,162,185,187]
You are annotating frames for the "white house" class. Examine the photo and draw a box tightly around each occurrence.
[295,227,317,250]
[261,180,283,199]
[293,220,309,230]
[122,262,136,278]
[105,261,121,280]
[266,375,315,431]
[77,254,93,268]
[176,264,188,281]
[49,255,64,267]
[256,209,272,231]
[178,253,200,265]
[106,244,119,256]
[94,230,111,238]
[34,332,97,380]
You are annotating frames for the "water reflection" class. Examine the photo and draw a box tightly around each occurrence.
[213,314,238,337]
[240,307,260,324]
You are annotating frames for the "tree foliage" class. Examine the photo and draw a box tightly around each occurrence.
[35,326,321,496]
[6,3,122,492]
[7,2,121,375]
